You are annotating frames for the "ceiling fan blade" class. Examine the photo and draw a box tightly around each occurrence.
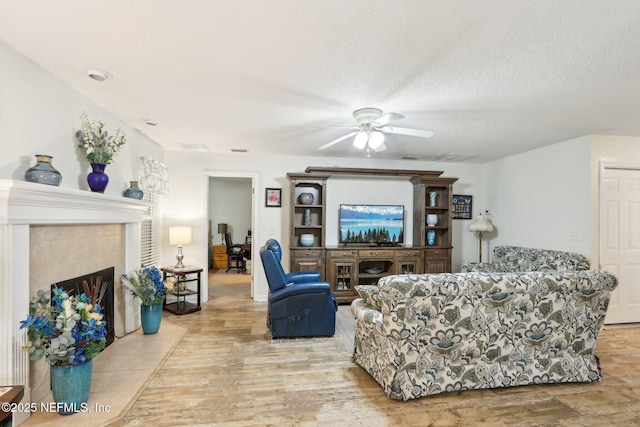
[372,112,404,126]
[318,131,358,150]
[380,126,434,138]
[373,142,387,152]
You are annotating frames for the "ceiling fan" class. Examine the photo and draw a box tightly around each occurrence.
[318,107,434,152]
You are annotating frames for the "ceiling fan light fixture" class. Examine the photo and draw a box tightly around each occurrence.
[368,131,384,149]
[353,131,368,149]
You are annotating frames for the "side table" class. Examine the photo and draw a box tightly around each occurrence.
[0,385,24,427]
[161,266,203,315]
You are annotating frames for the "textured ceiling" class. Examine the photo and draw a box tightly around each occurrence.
[1,1,640,163]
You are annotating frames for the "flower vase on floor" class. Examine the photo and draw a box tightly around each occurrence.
[50,359,93,415]
[87,163,109,193]
[140,303,163,334]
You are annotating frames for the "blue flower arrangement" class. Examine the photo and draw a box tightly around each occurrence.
[121,266,176,306]
[20,288,108,366]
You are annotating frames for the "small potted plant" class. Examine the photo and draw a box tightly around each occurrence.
[76,113,127,193]
[121,266,176,334]
[19,287,108,414]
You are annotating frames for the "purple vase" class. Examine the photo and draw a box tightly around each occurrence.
[87,163,109,193]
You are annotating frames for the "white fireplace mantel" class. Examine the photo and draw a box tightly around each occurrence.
[0,180,150,421]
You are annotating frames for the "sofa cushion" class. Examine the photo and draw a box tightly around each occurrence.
[463,246,590,273]
[492,246,590,271]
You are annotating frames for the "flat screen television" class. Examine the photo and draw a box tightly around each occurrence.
[339,204,404,245]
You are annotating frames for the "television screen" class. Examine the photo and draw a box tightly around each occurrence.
[339,204,404,244]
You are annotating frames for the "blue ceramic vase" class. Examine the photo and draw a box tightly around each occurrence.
[140,303,163,334]
[25,154,62,186]
[123,181,144,199]
[50,359,93,415]
[87,163,109,193]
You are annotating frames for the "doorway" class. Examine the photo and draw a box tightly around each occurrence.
[206,173,257,300]
[600,163,640,323]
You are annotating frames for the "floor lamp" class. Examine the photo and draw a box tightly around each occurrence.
[469,213,493,263]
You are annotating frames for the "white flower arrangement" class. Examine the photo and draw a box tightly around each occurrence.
[76,113,127,165]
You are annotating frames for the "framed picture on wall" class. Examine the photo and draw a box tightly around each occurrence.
[265,188,282,207]
[452,195,472,219]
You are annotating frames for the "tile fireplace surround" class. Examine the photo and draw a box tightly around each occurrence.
[0,180,149,425]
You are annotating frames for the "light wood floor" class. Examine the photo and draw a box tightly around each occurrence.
[106,272,640,426]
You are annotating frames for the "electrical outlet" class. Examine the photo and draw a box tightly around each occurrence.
[569,232,580,241]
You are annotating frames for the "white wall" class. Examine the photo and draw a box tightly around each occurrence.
[590,135,640,269]
[163,151,485,301]
[0,40,163,194]
[483,135,592,257]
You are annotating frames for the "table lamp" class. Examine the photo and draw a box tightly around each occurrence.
[469,213,493,262]
[217,223,227,245]
[169,226,192,268]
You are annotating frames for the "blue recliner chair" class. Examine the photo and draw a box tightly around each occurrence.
[260,239,337,338]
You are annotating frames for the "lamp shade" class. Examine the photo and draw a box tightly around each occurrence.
[169,226,192,245]
[469,213,494,232]
[368,131,385,149]
[217,223,228,234]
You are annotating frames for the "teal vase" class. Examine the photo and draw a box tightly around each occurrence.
[140,303,163,334]
[427,229,436,246]
[50,359,93,415]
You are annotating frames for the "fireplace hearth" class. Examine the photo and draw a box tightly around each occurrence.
[52,267,115,348]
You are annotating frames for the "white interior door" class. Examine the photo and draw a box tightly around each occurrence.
[600,164,640,323]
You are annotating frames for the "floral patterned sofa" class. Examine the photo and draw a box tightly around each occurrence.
[351,270,617,400]
[462,246,591,273]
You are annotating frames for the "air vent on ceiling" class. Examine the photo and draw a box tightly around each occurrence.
[231,149,248,153]
[434,154,478,162]
[178,143,210,152]
[401,156,420,160]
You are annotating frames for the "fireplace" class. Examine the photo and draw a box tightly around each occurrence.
[0,180,149,424]
[51,267,115,348]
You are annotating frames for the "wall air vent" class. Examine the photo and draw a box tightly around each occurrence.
[434,154,478,162]
[178,143,210,152]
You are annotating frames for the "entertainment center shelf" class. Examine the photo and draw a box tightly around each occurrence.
[287,168,458,303]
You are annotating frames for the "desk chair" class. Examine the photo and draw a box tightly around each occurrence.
[225,232,247,273]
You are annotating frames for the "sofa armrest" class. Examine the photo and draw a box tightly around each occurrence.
[461,262,496,273]
[285,271,321,283]
[351,298,383,325]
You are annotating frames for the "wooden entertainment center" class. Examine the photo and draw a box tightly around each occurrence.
[287,167,458,303]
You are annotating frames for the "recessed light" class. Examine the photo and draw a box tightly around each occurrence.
[87,69,112,81]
